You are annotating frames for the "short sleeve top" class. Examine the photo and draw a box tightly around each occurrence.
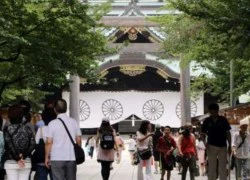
[201,115,231,147]
[157,135,176,153]
[128,138,136,151]
[47,113,81,161]
[136,131,152,150]
[35,126,48,143]
[152,131,163,150]
[232,132,250,159]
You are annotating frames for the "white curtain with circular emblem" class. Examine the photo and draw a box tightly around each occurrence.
[62,91,204,128]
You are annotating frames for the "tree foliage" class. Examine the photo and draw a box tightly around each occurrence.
[0,0,108,105]
[154,0,250,103]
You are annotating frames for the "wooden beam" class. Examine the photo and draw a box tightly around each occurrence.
[100,16,158,27]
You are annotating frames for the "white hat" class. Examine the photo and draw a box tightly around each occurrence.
[184,122,192,127]
[240,117,249,127]
[155,124,161,128]
[102,117,110,122]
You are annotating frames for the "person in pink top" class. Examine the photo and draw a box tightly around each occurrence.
[196,136,206,176]
[115,132,124,164]
[96,118,116,180]
[178,123,198,180]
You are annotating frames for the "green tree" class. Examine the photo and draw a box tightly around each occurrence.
[0,0,108,106]
[154,0,250,103]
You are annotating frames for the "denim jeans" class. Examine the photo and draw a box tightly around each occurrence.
[235,158,250,180]
[89,146,94,158]
[36,165,53,180]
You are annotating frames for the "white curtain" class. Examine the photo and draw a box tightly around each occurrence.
[63,91,204,128]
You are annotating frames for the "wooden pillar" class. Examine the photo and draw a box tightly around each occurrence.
[180,63,191,126]
[69,75,80,122]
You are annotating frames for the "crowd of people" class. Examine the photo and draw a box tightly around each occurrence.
[0,101,249,180]
[0,99,82,180]
[90,103,250,180]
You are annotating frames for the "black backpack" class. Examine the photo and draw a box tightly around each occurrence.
[100,131,115,150]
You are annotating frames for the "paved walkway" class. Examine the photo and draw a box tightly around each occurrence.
[77,144,209,180]
[30,137,235,180]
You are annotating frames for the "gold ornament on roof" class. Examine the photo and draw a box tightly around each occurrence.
[120,65,145,76]
[128,27,138,41]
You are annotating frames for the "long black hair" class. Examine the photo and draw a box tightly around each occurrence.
[138,120,150,135]
[41,108,57,126]
[98,120,113,133]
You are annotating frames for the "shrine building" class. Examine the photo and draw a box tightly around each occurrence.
[62,0,204,133]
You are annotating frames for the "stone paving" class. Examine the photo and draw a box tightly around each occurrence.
[77,144,209,180]
[31,137,235,180]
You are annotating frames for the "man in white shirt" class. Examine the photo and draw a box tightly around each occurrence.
[232,119,250,180]
[45,99,82,180]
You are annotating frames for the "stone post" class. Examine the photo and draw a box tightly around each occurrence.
[180,63,191,126]
[69,75,80,122]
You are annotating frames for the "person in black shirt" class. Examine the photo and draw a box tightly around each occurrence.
[201,103,231,180]
[152,124,163,174]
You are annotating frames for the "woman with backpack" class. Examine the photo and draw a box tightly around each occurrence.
[137,120,154,180]
[96,117,116,180]
[3,105,36,180]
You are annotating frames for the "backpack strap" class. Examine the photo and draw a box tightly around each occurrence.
[58,118,76,146]
[0,119,3,131]
[163,136,172,148]
[237,134,246,149]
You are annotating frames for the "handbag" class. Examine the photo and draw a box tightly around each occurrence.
[194,164,200,177]
[230,154,235,170]
[132,152,140,165]
[175,154,182,163]
[31,128,45,164]
[138,148,152,160]
[58,118,85,165]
